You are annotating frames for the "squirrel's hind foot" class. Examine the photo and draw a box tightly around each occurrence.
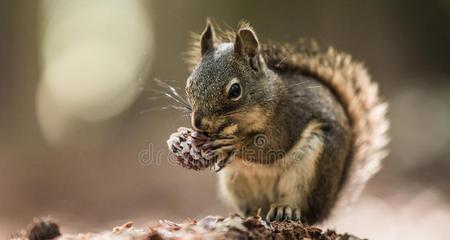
[265,204,301,222]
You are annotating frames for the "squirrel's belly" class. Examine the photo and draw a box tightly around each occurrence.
[218,158,307,215]
[218,119,325,214]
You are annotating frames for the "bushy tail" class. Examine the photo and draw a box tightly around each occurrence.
[261,40,390,206]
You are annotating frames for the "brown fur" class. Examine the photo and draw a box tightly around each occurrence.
[186,21,389,212]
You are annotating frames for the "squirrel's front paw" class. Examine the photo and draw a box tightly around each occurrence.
[266,204,301,222]
[203,137,237,171]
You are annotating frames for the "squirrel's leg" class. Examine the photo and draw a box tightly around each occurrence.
[273,119,350,223]
[218,160,276,218]
[265,120,327,222]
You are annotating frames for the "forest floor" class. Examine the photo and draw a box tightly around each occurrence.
[12,215,364,240]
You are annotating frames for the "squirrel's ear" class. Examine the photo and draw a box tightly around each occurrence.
[200,20,215,56]
[234,28,261,71]
[234,28,259,58]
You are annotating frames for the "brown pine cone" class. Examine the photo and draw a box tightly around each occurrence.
[167,127,217,171]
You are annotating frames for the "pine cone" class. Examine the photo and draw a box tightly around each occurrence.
[167,127,218,171]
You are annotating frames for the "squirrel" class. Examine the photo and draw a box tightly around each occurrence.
[182,20,389,224]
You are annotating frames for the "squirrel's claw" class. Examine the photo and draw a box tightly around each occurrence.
[215,151,236,172]
[202,138,237,150]
[266,204,301,222]
[204,145,235,160]
[199,136,237,172]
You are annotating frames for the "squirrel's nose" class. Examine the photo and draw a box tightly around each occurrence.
[192,112,206,131]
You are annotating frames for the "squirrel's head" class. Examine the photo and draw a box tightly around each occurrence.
[186,21,278,136]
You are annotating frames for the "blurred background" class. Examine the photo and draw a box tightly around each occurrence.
[1,0,449,239]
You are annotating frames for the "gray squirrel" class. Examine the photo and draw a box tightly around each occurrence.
[181,20,389,224]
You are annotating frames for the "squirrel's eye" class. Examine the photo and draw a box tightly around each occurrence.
[228,83,242,100]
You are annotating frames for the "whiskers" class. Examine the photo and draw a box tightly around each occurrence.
[139,77,321,116]
[139,105,190,115]
[275,55,289,69]
[289,80,311,87]
[288,80,321,89]
[140,78,192,116]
